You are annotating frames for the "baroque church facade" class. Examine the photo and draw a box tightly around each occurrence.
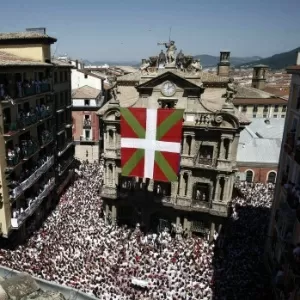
[97,44,249,239]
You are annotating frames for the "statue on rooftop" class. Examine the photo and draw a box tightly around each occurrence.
[140,59,151,75]
[107,75,119,102]
[176,50,185,71]
[158,50,167,66]
[222,78,237,104]
[158,41,177,64]
[191,59,202,74]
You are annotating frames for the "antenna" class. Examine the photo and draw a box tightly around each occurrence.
[169,27,172,42]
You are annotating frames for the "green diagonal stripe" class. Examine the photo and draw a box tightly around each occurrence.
[122,148,144,176]
[120,108,146,138]
[155,151,178,181]
[156,109,184,140]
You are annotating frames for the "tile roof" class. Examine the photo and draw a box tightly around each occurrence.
[51,58,73,68]
[0,32,57,42]
[236,86,274,98]
[72,85,101,99]
[0,51,51,66]
[114,65,138,73]
[286,65,300,72]
[237,118,284,164]
[233,97,287,105]
[77,69,106,79]
[237,138,281,164]
[263,86,290,97]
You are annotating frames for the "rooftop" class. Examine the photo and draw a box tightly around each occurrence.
[72,85,101,99]
[237,118,284,164]
[0,51,51,67]
[233,97,288,105]
[0,32,57,43]
[114,65,138,74]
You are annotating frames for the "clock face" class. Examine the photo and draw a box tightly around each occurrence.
[161,81,176,97]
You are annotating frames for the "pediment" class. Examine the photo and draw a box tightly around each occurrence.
[136,71,203,91]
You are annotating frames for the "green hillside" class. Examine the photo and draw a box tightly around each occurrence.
[238,47,300,69]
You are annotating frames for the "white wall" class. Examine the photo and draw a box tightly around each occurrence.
[72,98,99,107]
[71,69,102,90]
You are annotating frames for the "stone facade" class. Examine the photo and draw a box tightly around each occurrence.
[97,48,248,239]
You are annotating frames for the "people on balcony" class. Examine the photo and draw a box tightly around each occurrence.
[11,176,54,225]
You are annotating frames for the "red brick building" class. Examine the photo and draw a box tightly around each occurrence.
[236,118,284,184]
[72,85,103,161]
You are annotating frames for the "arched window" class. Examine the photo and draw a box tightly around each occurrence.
[267,171,277,184]
[245,170,253,183]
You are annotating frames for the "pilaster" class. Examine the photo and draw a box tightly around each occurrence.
[219,137,225,159]
[209,222,215,243]
[227,138,233,160]
[190,133,195,156]
[214,175,222,201]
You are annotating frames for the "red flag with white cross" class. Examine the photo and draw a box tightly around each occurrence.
[120,107,184,182]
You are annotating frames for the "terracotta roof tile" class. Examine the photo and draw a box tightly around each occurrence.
[72,85,101,99]
[0,32,56,42]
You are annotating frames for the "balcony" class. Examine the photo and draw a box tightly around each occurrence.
[153,195,175,205]
[3,107,52,137]
[0,81,51,102]
[105,148,121,159]
[101,185,118,199]
[10,177,55,229]
[198,157,215,166]
[83,119,91,129]
[57,157,74,176]
[10,156,54,200]
[217,159,232,170]
[80,136,94,143]
[57,139,74,157]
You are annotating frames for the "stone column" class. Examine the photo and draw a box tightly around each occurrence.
[171,181,179,197]
[209,222,215,243]
[227,138,233,160]
[186,171,192,198]
[183,217,191,236]
[176,216,181,226]
[112,128,116,149]
[225,176,233,201]
[179,172,184,196]
[190,134,195,156]
[214,175,221,201]
[105,163,109,186]
[112,205,117,226]
[223,176,230,201]
[182,134,187,155]
[104,130,107,152]
[219,137,225,159]
[112,163,116,186]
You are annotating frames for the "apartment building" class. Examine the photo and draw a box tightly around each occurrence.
[0,29,74,242]
[266,52,300,299]
[234,65,288,119]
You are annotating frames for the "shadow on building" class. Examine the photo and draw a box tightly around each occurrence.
[210,188,274,300]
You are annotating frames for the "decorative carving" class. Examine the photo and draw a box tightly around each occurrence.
[222,78,237,104]
[158,50,167,66]
[140,59,151,75]
[176,50,185,71]
[115,111,120,117]
[214,114,223,124]
[195,114,211,126]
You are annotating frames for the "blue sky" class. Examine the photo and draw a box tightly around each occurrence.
[1,0,300,61]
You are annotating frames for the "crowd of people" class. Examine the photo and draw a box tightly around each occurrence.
[0,162,274,299]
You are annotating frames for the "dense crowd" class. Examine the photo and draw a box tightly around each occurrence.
[0,162,274,300]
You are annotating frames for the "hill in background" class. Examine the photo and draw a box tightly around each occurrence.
[237,47,300,69]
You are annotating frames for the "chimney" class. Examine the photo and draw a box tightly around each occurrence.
[252,65,268,90]
[217,51,230,77]
[296,51,300,66]
[75,60,79,69]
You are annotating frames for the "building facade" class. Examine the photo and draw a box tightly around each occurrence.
[98,45,249,239]
[233,65,288,120]
[236,118,284,183]
[266,52,300,298]
[0,30,74,242]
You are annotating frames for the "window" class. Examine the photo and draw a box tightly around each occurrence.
[273,114,277,118]
[263,105,268,112]
[84,99,90,106]
[54,72,58,83]
[274,105,279,112]
[267,171,276,184]
[84,74,88,79]
[85,130,91,140]
[253,114,257,118]
[60,71,63,82]
[64,71,68,81]
[253,105,258,112]
[245,170,253,183]
[281,115,285,118]
[263,114,267,118]
[199,145,214,165]
[282,105,287,112]
[242,105,247,112]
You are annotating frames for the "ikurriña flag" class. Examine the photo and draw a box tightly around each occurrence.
[120,107,184,182]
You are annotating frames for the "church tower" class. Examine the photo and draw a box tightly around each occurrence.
[251,65,268,90]
[217,51,230,77]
